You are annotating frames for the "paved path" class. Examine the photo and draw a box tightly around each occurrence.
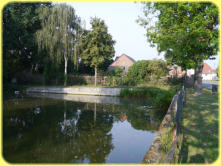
[178,88,218,163]
[202,80,219,89]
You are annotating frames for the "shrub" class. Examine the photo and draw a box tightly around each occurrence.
[127,60,149,84]
[127,60,168,85]
[120,86,177,113]
[106,67,125,86]
[160,128,173,153]
[154,90,175,112]
[167,77,184,85]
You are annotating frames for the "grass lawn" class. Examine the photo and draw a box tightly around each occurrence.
[178,88,219,163]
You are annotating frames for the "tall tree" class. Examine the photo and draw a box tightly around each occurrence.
[138,2,218,93]
[80,18,115,86]
[3,3,51,83]
[216,65,219,78]
[36,4,82,86]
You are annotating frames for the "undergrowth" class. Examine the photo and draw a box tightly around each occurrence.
[119,86,179,113]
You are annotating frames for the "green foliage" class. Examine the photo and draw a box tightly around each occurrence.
[120,86,177,112]
[138,2,218,70]
[167,77,184,85]
[160,128,173,153]
[3,3,51,82]
[80,17,115,86]
[154,92,175,111]
[106,67,124,86]
[36,4,80,64]
[111,67,124,77]
[127,60,168,85]
[36,4,82,85]
[147,60,168,80]
[128,60,149,83]
[80,17,115,70]
[138,2,218,93]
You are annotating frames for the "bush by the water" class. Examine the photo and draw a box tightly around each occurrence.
[106,60,169,86]
[127,60,168,85]
[106,67,134,86]
[120,86,178,112]
[167,77,184,85]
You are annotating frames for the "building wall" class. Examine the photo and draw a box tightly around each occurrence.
[110,55,134,67]
[169,66,186,78]
[187,69,217,80]
[202,73,217,80]
[187,69,195,77]
[108,54,135,72]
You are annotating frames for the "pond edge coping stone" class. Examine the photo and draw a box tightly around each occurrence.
[26,87,122,96]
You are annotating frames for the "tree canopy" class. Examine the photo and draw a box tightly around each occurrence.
[80,17,115,85]
[3,3,51,82]
[128,60,168,83]
[138,2,218,93]
[36,4,82,85]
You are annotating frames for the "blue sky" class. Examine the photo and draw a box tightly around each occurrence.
[67,2,219,69]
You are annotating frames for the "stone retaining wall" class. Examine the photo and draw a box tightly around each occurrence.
[142,86,185,163]
[26,87,122,96]
[27,92,121,104]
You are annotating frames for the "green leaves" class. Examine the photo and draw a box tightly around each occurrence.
[138,2,218,69]
[36,4,81,66]
[127,60,168,84]
[80,17,115,69]
[3,3,51,81]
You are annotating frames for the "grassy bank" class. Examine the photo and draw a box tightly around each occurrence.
[178,88,218,163]
[119,85,180,112]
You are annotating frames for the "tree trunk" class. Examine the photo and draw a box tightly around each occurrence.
[194,63,204,94]
[94,67,97,86]
[64,56,68,86]
[63,101,67,132]
[184,70,187,85]
[74,44,79,71]
[94,103,97,124]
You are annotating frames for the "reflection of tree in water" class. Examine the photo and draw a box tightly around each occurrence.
[4,98,162,163]
[126,108,161,131]
[83,102,163,132]
[72,105,114,163]
[105,103,163,132]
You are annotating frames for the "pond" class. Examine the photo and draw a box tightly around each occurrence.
[3,93,163,163]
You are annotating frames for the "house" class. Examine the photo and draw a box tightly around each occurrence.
[202,63,217,80]
[108,53,136,72]
[187,63,217,80]
[186,69,195,77]
[168,65,186,78]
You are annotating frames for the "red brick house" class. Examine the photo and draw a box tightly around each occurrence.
[187,63,217,80]
[202,63,217,80]
[108,54,136,72]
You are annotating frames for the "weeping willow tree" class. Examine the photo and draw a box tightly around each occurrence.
[36,4,82,86]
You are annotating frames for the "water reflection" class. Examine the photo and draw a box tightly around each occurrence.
[3,96,163,163]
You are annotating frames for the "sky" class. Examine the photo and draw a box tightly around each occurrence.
[67,2,219,69]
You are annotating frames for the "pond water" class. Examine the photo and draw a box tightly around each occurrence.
[3,93,163,163]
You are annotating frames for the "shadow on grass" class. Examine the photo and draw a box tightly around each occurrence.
[178,88,218,163]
